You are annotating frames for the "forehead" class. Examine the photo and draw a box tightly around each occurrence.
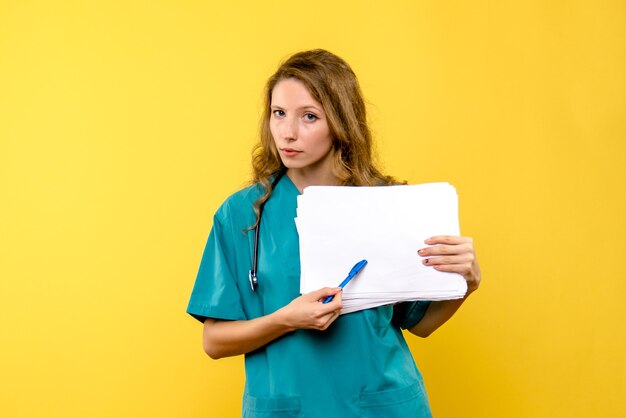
[271,78,322,108]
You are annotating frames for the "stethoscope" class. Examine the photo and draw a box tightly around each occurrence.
[249,169,286,292]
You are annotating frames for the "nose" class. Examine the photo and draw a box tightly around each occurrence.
[280,116,298,141]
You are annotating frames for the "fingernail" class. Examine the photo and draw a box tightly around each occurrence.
[423,259,429,264]
[425,238,433,244]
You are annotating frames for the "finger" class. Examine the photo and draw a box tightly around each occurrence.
[432,264,471,274]
[307,291,342,318]
[319,310,341,330]
[422,253,474,266]
[321,289,343,311]
[425,236,473,246]
[418,243,473,257]
[310,306,341,330]
[307,287,342,301]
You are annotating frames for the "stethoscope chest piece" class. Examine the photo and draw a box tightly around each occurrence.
[249,270,258,292]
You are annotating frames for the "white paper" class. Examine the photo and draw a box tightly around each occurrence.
[295,182,467,314]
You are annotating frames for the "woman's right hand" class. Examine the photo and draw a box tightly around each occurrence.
[277,287,343,331]
[203,287,343,359]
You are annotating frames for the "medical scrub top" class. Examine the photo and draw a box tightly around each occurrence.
[187,175,433,418]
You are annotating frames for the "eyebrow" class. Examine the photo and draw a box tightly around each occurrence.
[270,105,323,112]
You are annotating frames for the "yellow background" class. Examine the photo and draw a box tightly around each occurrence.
[1,1,625,417]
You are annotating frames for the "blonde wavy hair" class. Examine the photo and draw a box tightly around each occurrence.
[250,49,401,228]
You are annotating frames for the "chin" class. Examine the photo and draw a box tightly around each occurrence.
[280,160,307,170]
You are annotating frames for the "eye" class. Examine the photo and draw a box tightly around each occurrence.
[304,113,318,121]
[272,109,285,117]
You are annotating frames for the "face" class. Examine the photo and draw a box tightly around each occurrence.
[270,78,334,177]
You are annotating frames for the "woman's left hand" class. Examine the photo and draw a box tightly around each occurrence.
[418,235,481,295]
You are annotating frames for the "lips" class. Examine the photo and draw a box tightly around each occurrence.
[281,148,302,157]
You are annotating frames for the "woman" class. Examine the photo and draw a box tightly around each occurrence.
[187,49,481,417]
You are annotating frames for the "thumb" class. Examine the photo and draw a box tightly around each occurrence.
[307,287,341,301]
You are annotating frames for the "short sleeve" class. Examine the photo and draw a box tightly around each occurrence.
[186,213,247,323]
[392,301,431,330]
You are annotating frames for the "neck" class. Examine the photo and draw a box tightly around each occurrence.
[286,167,338,193]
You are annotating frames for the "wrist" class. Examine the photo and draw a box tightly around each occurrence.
[270,306,297,333]
[464,284,478,298]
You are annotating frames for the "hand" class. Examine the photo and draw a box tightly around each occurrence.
[418,235,481,295]
[278,287,343,331]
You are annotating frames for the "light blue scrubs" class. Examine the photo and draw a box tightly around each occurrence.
[187,175,433,418]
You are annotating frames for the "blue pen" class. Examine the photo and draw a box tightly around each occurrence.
[323,259,368,304]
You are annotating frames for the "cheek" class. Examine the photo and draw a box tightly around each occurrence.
[320,129,333,152]
[309,125,332,147]
[319,138,332,154]
[269,121,279,142]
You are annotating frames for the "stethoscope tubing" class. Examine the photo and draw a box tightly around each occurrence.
[249,169,286,292]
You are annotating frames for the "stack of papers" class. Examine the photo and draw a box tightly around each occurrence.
[295,182,467,314]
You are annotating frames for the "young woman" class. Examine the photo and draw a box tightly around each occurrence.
[187,49,481,417]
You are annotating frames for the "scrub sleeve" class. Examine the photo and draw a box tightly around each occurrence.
[187,176,434,418]
[187,214,247,323]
